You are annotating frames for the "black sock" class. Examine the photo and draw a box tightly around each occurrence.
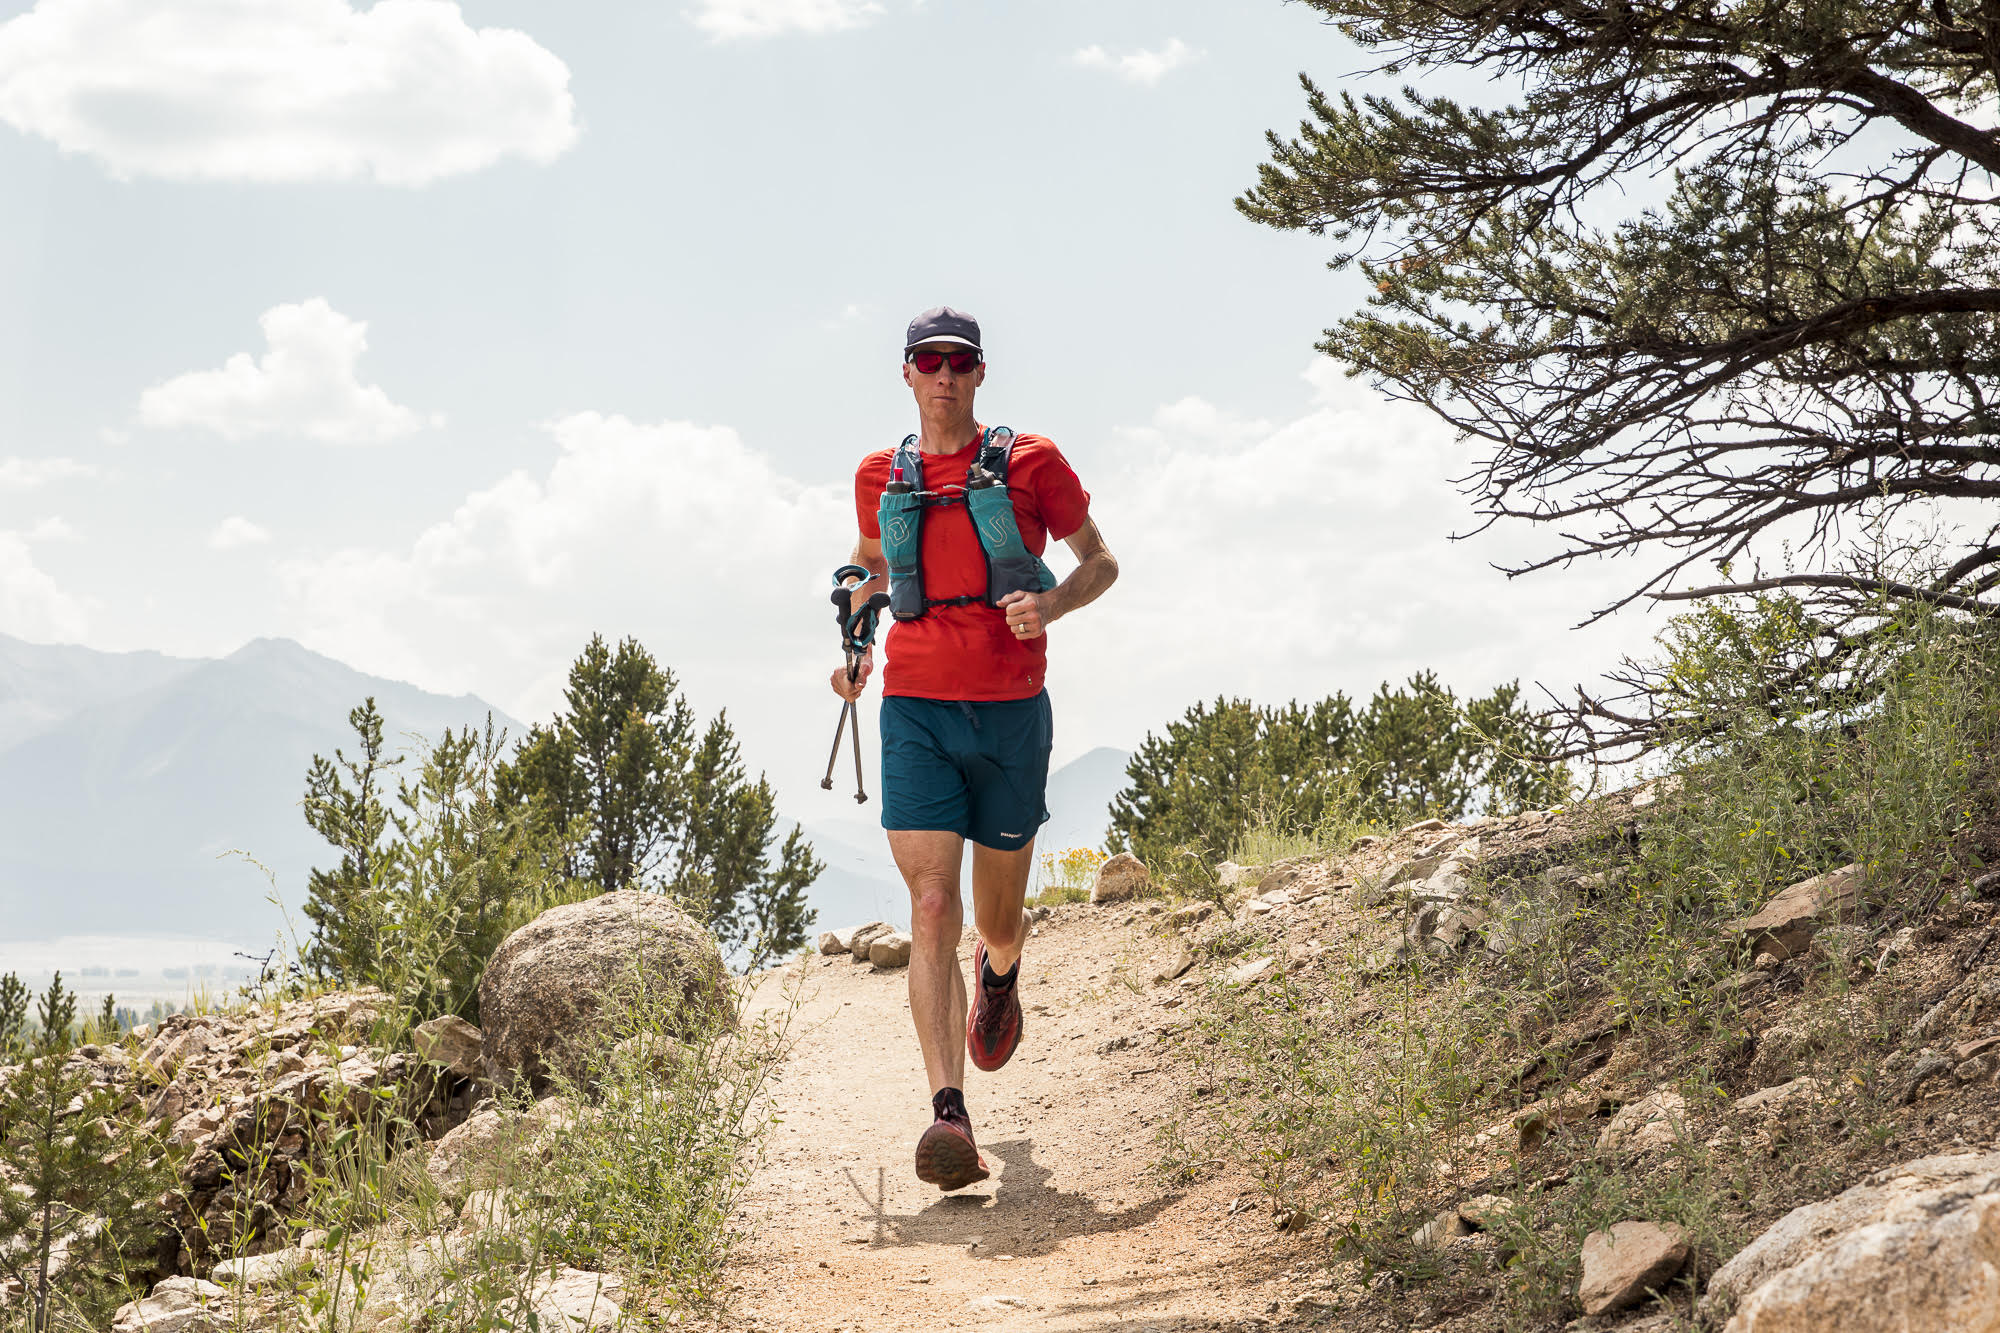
[981,956,1019,991]
[933,1086,968,1122]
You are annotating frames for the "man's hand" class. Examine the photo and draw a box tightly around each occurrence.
[830,648,875,701]
[999,590,1054,640]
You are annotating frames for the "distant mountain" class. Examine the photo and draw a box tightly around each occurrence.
[0,635,202,753]
[1042,746,1133,855]
[0,633,1135,957]
[0,636,518,944]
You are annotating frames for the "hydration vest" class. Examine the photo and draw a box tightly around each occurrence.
[878,426,1058,623]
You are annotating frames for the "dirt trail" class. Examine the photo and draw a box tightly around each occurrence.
[721,907,1298,1332]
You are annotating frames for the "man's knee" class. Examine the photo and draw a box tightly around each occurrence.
[908,879,961,937]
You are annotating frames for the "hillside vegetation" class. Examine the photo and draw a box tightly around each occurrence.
[1133,603,2000,1328]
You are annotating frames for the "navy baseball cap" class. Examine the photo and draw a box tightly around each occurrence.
[905,306,982,352]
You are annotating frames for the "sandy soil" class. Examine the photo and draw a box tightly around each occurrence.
[718,905,1304,1333]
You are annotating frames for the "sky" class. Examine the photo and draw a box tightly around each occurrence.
[0,0,1673,818]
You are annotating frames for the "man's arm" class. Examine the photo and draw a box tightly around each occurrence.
[831,536,889,702]
[999,518,1118,640]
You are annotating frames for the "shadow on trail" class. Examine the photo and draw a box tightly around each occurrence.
[841,1137,1180,1258]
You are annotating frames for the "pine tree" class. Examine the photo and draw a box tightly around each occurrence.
[1108,676,1569,868]
[0,972,26,1060]
[0,975,178,1332]
[1239,0,2000,752]
[500,635,822,967]
[300,698,402,982]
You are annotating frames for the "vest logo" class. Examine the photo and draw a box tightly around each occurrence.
[885,516,915,546]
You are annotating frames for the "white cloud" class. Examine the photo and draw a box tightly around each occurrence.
[138,299,437,445]
[687,0,884,41]
[0,457,96,489]
[0,0,577,186]
[1048,361,1662,759]
[0,532,86,641]
[208,516,271,550]
[1073,38,1201,86]
[279,412,850,752]
[25,516,73,542]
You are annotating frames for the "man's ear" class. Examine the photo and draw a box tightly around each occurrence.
[902,362,915,388]
[975,363,988,388]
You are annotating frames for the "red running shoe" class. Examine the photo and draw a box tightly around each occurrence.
[966,940,1023,1072]
[914,1088,989,1191]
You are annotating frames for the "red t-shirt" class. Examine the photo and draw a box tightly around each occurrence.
[855,429,1091,701]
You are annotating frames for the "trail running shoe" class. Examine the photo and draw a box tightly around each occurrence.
[966,939,1023,1072]
[914,1088,990,1191]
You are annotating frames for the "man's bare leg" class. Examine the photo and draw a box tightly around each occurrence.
[889,829,967,1095]
[970,839,1037,975]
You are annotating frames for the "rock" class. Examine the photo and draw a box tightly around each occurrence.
[1167,902,1213,928]
[1515,1091,1616,1153]
[1958,1035,2000,1062]
[1092,853,1151,904]
[111,1277,234,1333]
[1216,861,1252,889]
[1708,1152,2000,1331]
[1227,957,1277,986]
[1458,1194,1516,1230]
[1259,863,1310,897]
[461,1187,519,1235]
[1433,906,1489,952]
[1956,1051,2000,1083]
[1412,865,1471,903]
[965,1294,1029,1314]
[1349,835,1381,852]
[1597,1090,1688,1154]
[210,1247,316,1287]
[478,889,726,1091]
[1727,864,1865,961]
[849,922,893,961]
[427,1105,509,1194]
[1722,969,1775,1001]
[1579,1221,1690,1316]
[1736,1077,1820,1116]
[1152,945,1196,986]
[411,1015,484,1081]
[1898,1050,1955,1105]
[868,932,914,968]
[817,927,856,956]
[1376,856,1444,895]
[512,1267,624,1331]
[1413,1208,1473,1248]
[1402,817,1448,835]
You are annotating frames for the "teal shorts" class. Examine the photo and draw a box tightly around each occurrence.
[879,692,1052,851]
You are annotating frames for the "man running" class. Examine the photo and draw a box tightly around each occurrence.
[830,306,1119,1191]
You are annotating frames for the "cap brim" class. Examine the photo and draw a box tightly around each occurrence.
[906,335,980,351]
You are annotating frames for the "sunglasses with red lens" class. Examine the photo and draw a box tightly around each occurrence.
[907,348,982,375]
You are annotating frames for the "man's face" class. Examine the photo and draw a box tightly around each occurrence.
[903,341,986,415]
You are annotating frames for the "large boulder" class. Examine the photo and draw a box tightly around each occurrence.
[478,890,726,1090]
[1706,1152,2000,1331]
[1091,853,1150,904]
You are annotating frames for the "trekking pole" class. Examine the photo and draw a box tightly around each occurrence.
[821,565,890,803]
